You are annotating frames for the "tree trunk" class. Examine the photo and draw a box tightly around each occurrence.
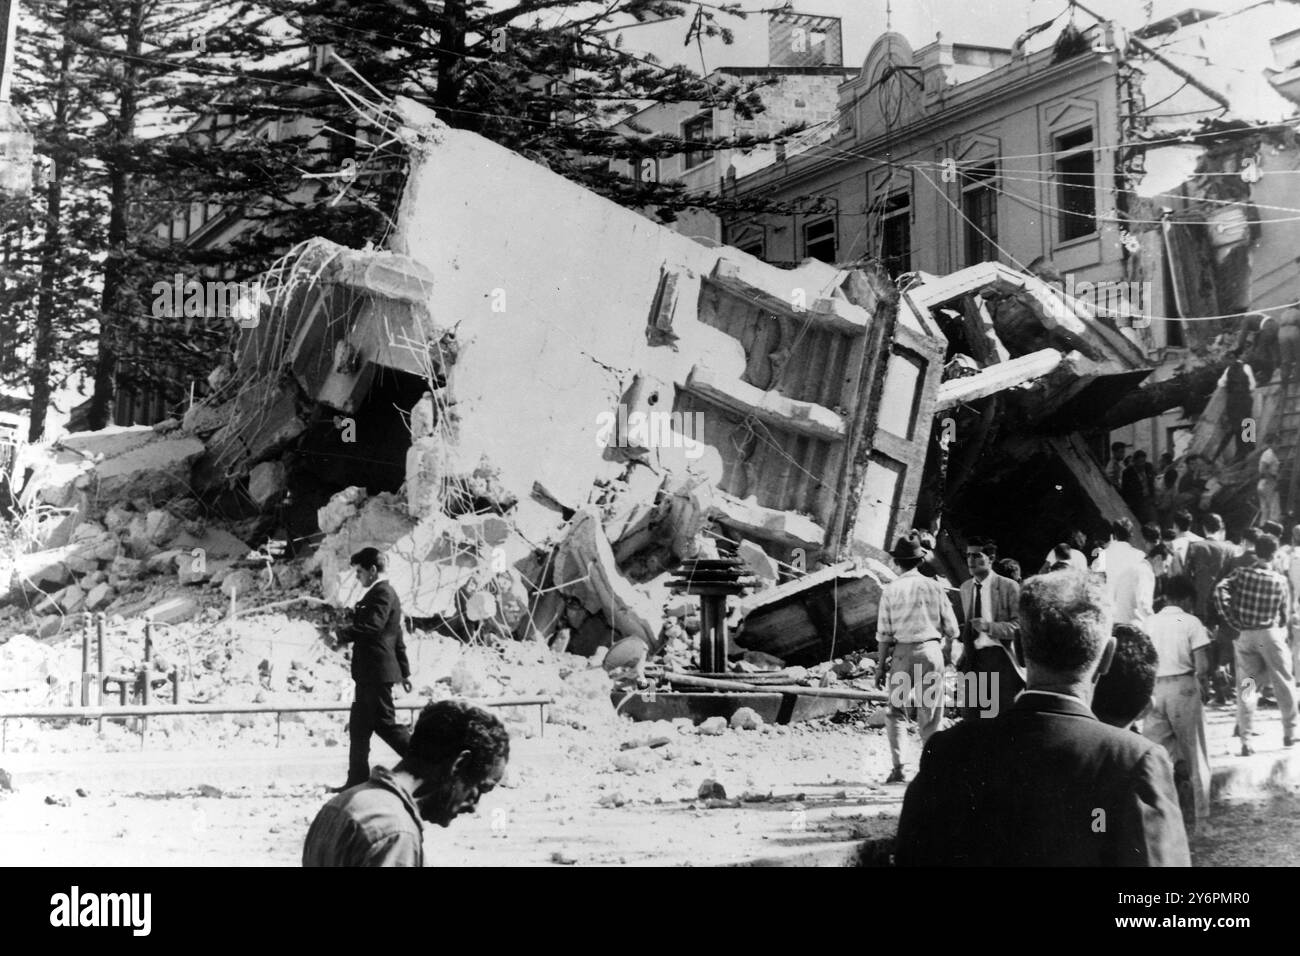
[29,0,77,443]
[1095,357,1228,431]
[434,0,466,121]
[87,0,143,431]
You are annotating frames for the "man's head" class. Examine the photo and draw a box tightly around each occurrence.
[1132,450,1147,464]
[1173,510,1194,534]
[1203,512,1224,539]
[1092,624,1157,728]
[1140,522,1160,547]
[1016,570,1115,695]
[1109,518,1133,543]
[350,547,387,589]
[966,538,995,578]
[400,700,511,828]
[1162,574,1196,612]
[1240,527,1259,552]
[1256,534,1279,564]
[1053,542,1073,563]
[890,535,926,572]
[1110,441,1127,460]
[1292,523,1300,547]
[1262,520,1284,540]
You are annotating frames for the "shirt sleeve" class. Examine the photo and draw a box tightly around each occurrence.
[939,586,959,640]
[360,830,422,867]
[1188,618,1210,652]
[877,590,895,642]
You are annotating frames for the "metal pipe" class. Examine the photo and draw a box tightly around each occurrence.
[0,696,556,720]
[96,614,105,731]
[663,671,889,702]
[80,625,90,707]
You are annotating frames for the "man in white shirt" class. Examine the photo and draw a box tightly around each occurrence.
[1102,518,1155,626]
[1170,509,1203,570]
[1258,442,1281,526]
[876,536,960,785]
[1142,576,1212,834]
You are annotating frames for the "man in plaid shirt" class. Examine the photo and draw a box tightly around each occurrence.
[1215,534,1297,754]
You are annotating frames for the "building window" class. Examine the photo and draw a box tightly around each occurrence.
[880,192,911,277]
[804,217,837,263]
[1055,127,1096,242]
[739,239,764,258]
[682,111,713,170]
[961,162,998,266]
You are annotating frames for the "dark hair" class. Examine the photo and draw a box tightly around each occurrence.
[1132,450,1147,461]
[1242,527,1260,545]
[896,556,923,571]
[1173,510,1193,532]
[350,547,386,572]
[1053,542,1072,561]
[1018,570,1113,674]
[1070,529,1088,550]
[1092,624,1157,728]
[1160,526,1176,542]
[1140,522,1160,545]
[1263,520,1284,538]
[1163,574,1196,603]
[994,558,1021,583]
[407,700,510,778]
[1110,518,1133,542]
[1111,442,1127,452]
[1048,561,1071,572]
[1203,512,1224,534]
[1256,534,1279,561]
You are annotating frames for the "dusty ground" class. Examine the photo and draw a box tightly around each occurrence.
[3,623,1298,866]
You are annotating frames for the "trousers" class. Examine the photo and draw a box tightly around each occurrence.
[347,682,412,785]
[1235,627,1298,741]
[885,641,944,770]
[1143,674,1211,830]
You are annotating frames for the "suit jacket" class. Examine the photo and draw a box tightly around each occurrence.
[959,572,1020,643]
[894,693,1190,867]
[338,580,410,685]
[1185,538,1240,624]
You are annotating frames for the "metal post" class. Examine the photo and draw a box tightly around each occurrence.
[79,624,90,708]
[2,718,6,753]
[96,614,105,733]
[172,669,180,706]
[143,620,153,663]
[276,712,282,748]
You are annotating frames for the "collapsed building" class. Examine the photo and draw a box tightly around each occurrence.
[153,95,1152,667]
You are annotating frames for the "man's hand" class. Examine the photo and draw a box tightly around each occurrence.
[970,618,991,634]
[402,680,413,694]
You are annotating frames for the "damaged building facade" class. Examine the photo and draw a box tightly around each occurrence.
[721,3,1300,539]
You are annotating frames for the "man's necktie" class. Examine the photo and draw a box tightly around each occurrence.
[973,581,982,622]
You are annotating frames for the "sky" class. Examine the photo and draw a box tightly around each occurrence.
[601,0,1273,73]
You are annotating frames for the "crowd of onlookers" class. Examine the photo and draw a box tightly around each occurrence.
[882,503,1298,865]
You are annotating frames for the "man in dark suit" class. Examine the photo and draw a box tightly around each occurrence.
[957,539,1024,720]
[895,569,1190,866]
[1185,512,1241,704]
[333,547,413,790]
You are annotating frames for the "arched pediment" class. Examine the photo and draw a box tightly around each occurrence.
[861,31,916,81]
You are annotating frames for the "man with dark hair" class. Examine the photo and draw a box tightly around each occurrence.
[1106,441,1128,489]
[958,538,1023,720]
[304,700,510,867]
[1215,534,1298,753]
[1122,451,1157,524]
[1142,575,1212,833]
[1093,624,1158,731]
[894,570,1189,866]
[1103,518,1155,626]
[1185,513,1241,705]
[332,547,414,790]
[1170,509,1202,572]
[875,536,959,784]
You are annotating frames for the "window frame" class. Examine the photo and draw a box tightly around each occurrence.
[803,216,837,264]
[1054,126,1098,244]
[960,161,999,266]
[682,110,715,171]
